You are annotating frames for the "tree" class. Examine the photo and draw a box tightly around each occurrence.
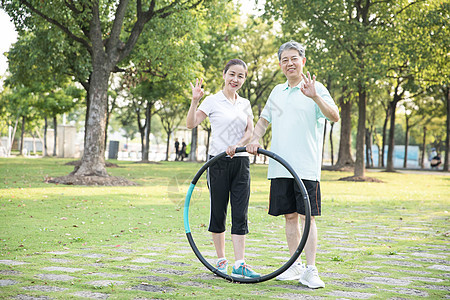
[157,98,186,161]
[1,0,204,182]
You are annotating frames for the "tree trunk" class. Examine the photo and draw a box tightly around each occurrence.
[19,116,25,155]
[365,127,373,168]
[354,85,366,177]
[334,93,353,169]
[44,117,48,156]
[403,121,410,169]
[72,53,110,176]
[420,126,426,169]
[165,130,172,161]
[386,95,401,172]
[381,105,390,167]
[142,102,152,161]
[53,116,57,156]
[329,122,334,166]
[322,120,327,165]
[444,86,449,171]
[189,127,198,162]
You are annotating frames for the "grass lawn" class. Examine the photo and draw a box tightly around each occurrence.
[0,157,449,299]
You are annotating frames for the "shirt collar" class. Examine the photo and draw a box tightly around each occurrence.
[219,90,242,104]
[282,80,303,90]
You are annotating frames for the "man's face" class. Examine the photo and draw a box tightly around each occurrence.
[279,49,306,81]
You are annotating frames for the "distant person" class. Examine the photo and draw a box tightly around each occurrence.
[430,153,441,169]
[180,140,187,161]
[174,138,180,161]
[186,59,259,279]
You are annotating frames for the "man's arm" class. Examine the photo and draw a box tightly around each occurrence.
[246,117,270,155]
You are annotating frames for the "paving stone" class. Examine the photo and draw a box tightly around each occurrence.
[416,257,449,264]
[143,246,166,251]
[48,258,71,263]
[410,252,448,259]
[112,248,134,253]
[355,269,390,276]
[0,279,19,286]
[392,287,429,297]
[41,266,83,272]
[362,276,411,286]
[22,285,68,292]
[14,295,53,300]
[0,260,29,266]
[150,267,189,275]
[326,290,376,299]
[115,265,148,270]
[330,247,361,252]
[190,273,218,280]
[320,272,350,279]
[46,251,70,255]
[271,283,311,291]
[141,252,160,256]
[84,272,124,278]
[330,281,373,289]
[416,284,450,291]
[272,293,324,299]
[372,254,409,259]
[86,280,126,287]
[74,253,106,258]
[427,264,450,272]
[383,260,422,268]
[160,260,191,267]
[0,269,21,275]
[107,256,128,261]
[176,280,216,289]
[402,276,444,283]
[130,283,174,292]
[72,291,109,299]
[136,275,170,282]
[394,269,431,275]
[131,258,155,263]
[36,274,75,281]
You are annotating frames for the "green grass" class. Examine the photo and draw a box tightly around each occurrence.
[0,157,449,299]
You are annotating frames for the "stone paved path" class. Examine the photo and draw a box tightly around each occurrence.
[0,227,449,299]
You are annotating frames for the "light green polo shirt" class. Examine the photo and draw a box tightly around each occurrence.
[260,80,337,181]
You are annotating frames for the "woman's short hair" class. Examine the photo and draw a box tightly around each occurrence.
[278,41,305,61]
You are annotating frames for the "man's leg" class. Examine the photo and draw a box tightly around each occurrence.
[299,215,317,266]
[284,212,301,256]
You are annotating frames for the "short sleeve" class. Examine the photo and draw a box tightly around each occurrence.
[261,89,275,123]
[198,96,213,116]
[315,82,337,120]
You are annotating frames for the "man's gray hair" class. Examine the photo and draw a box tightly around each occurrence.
[278,41,305,61]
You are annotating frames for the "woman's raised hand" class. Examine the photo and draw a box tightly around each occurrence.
[190,78,204,102]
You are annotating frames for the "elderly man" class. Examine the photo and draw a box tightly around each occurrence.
[246,40,339,288]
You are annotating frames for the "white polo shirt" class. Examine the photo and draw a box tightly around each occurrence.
[199,91,253,157]
[261,80,338,181]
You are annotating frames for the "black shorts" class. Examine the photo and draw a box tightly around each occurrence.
[269,178,321,216]
[207,155,250,235]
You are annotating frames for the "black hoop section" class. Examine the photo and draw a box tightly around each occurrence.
[183,147,311,283]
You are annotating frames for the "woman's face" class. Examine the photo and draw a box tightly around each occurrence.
[223,64,246,92]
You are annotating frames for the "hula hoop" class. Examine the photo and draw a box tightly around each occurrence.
[183,147,311,283]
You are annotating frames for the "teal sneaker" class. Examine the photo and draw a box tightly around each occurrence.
[216,259,228,275]
[231,262,261,279]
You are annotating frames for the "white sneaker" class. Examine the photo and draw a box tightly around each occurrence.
[276,262,305,280]
[299,265,325,288]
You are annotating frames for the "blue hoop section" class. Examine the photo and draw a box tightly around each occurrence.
[183,147,311,283]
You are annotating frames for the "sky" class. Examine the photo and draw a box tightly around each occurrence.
[0,1,264,87]
[0,9,17,80]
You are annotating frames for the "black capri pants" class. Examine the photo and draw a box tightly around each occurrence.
[207,155,250,235]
